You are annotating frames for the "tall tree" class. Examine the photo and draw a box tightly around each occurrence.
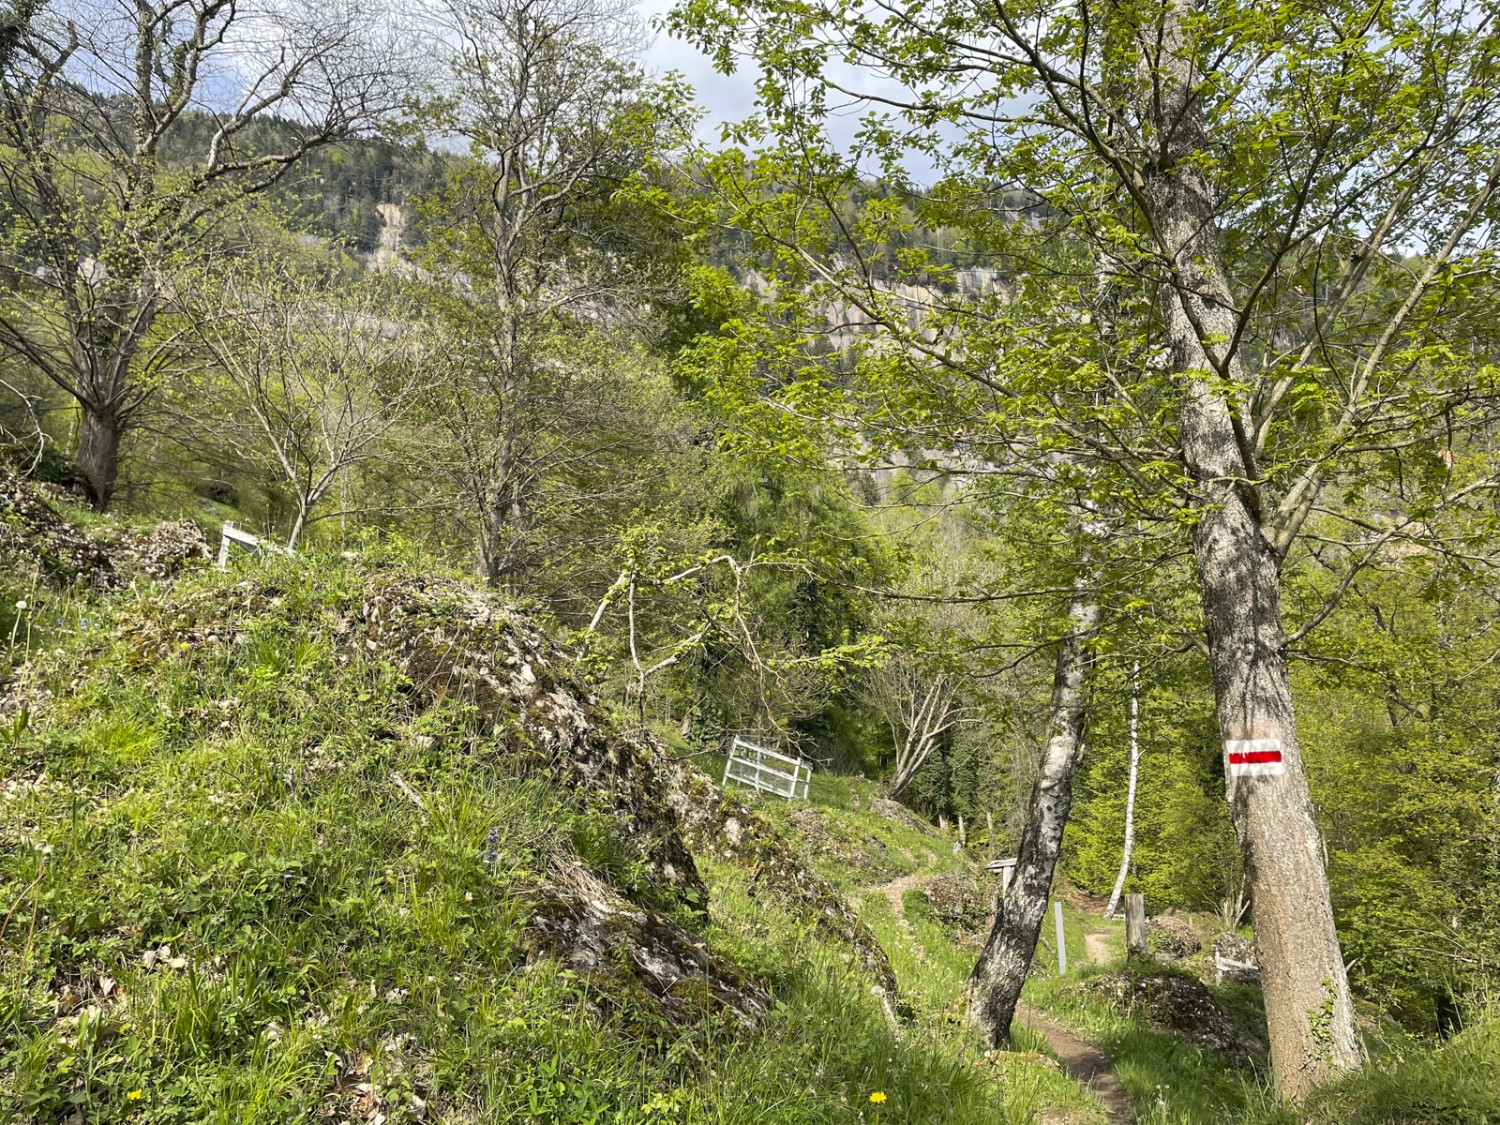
[0,0,407,508]
[417,0,691,584]
[668,0,1500,1098]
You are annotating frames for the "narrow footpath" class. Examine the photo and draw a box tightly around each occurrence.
[1015,1002,1132,1123]
[858,872,1133,1124]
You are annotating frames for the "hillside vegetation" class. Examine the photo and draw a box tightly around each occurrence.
[2,483,1497,1123]
[0,483,1049,1124]
[6,0,1500,1115]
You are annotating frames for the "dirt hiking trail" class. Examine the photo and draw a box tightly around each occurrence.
[1016,1003,1133,1123]
[857,871,1133,1123]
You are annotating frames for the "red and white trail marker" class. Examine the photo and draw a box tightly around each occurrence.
[1225,738,1284,778]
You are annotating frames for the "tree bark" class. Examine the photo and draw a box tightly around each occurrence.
[76,401,122,512]
[1104,659,1140,919]
[1139,2,1362,1098]
[967,590,1098,1044]
[1188,481,1362,1096]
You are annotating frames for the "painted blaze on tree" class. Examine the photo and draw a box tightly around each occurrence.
[666,0,1500,1100]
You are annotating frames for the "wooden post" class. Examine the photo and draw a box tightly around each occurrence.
[1125,893,1148,957]
[1054,900,1068,976]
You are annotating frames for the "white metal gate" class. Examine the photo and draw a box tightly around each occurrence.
[217,521,293,569]
[721,735,812,800]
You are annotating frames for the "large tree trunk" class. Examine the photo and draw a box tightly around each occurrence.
[76,401,122,512]
[1140,2,1362,1098]
[1187,476,1362,1096]
[1104,660,1140,920]
[966,591,1098,1044]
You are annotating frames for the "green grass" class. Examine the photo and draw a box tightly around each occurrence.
[737,776,968,892]
[6,539,1498,1125]
[1018,957,1500,1125]
[847,891,1104,1124]
[0,553,1091,1124]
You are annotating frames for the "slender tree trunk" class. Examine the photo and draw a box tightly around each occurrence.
[477,502,504,584]
[1140,3,1362,1098]
[287,501,311,551]
[1104,660,1140,919]
[76,400,122,512]
[967,590,1098,1045]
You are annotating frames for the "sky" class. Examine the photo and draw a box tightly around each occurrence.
[635,0,946,184]
[639,0,763,133]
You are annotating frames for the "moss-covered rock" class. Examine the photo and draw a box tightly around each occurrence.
[1089,968,1252,1065]
[522,858,769,1030]
[1,471,119,589]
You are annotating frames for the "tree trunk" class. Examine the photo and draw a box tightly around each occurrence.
[1124,893,1148,957]
[1140,2,1362,1097]
[287,502,311,551]
[967,590,1098,1045]
[1189,488,1362,1095]
[76,401,122,512]
[1104,660,1141,919]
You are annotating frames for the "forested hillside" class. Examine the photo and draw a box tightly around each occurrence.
[3,0,1500,1121]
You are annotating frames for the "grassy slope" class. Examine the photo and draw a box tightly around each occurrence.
[752,777,1500,1125]
[0,550,1071,1125]
[3,501,1496,1125]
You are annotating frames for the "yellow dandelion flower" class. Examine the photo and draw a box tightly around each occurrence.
[126,1089,143,1101]
[869,1091,887,1104]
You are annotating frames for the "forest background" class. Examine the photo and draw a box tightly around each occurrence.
[2,0,1498,1081]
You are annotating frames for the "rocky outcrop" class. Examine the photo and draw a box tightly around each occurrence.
[522,859,769,1029]
[1089,969,1253,1065]
[1,471,212,589]
[1147,911,1204,961]
[109,521,214,579]
[916,871,994,933]
[10,504,897,1033]
[870,797,936,835]
[121,570,710,917]
[1,471,119,589]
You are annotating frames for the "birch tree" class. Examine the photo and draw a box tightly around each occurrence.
[1103,660,1141,920]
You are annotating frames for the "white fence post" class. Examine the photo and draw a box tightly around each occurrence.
[1055,900,1068,976]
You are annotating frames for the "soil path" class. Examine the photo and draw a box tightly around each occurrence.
[855,870,1133,1123]
[1084,930,1114,965]
[1016,1003,1133,1123]
[864,869,935,919]
[859,869,935,961]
